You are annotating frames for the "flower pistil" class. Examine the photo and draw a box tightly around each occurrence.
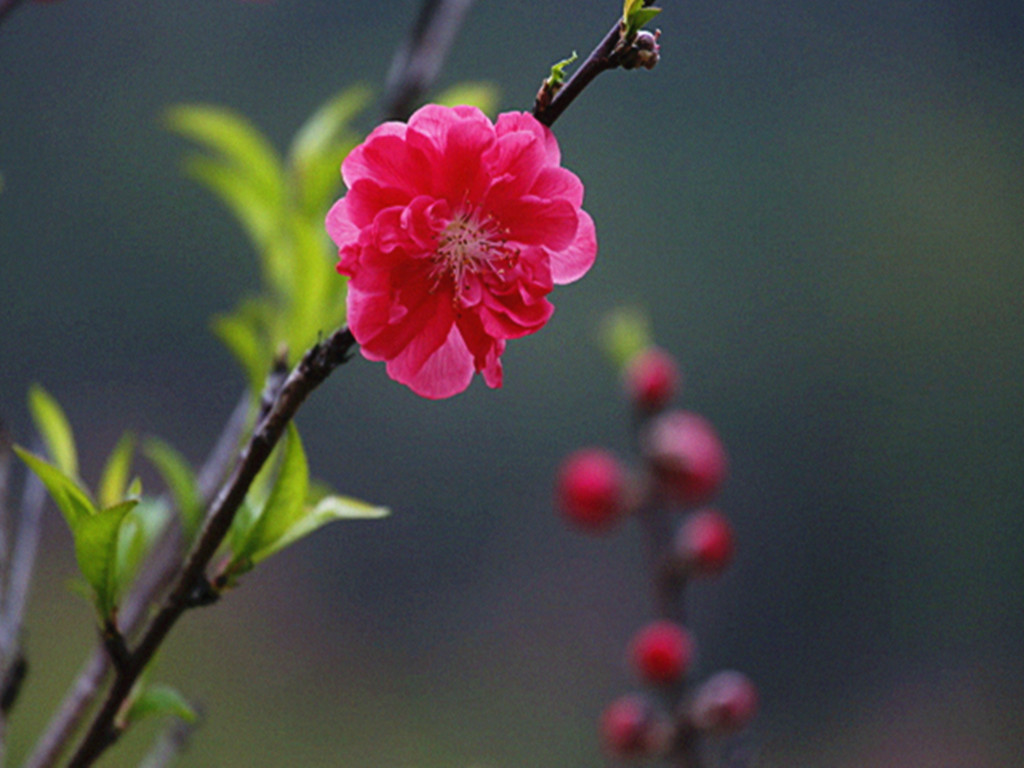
[433,211,518,298]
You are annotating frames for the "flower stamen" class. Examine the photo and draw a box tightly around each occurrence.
[433,211,517,296]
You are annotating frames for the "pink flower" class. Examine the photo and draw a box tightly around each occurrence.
[326,104,597,398]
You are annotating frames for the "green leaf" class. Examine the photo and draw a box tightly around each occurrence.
[545,51,578,88]
[75,500,137,618]
[13,447,95,529]
[249,493,389,565]
[232,422,309,564]
[211,299,276,397]
[599,307,653,369]
[144,438,203,539]
[283,215,346,355]
[115,497,172,597]
[27,384,78,478]
[180,154,283,257]
[98,432,136,509]
[164,104,285,205]
[125,683,198,725]
[434,82,501,116]
[623,0,661,38]
[288,87,370,217]
[290,86,370,169]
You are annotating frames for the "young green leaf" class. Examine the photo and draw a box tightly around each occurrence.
[546,51,579,89]
[116,497,172,595]
[144,438,203,539]
[180,153,283,256]
[248,493,389,565]
[622,0,662,39]
[434,82,501,116]
[289,86,371,213]
[599,307,654,369]
[75,500,137,619]
[164,104,286,206]
[13,446,95,529]
[27,384,78,478]
[98,431,136,509]
[231,422,309,565]
[124,683,198,726]
[212,303,273,395]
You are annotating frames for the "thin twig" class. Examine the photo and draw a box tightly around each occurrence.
[20,393,251,768]
[0,421,12,617]
[0,459,46,665]
[65,327,356,768]
[383,0,476,122]
[532,1,660,128]
[136,711,201,768]
[0,0,30,31]
[532,19,623,128]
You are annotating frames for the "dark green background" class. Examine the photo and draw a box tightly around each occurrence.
[1,1,1022,765]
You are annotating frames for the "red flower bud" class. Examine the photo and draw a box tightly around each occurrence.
[623,347,680,412]
[556,449,627,532]
[643,411,727,505]
[599,694,668,758]
[675,509,735,575]
[689,671,758,732]
[629,620,694,685]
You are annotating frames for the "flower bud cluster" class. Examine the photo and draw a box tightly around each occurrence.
[554,343,757,763]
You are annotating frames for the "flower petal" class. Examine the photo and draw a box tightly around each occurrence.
[326,105,597,398]
[494,111,560,165]
[389,324,476,399]
[550,209,597,284]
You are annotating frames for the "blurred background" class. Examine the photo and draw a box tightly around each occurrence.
[1,0,1022,766]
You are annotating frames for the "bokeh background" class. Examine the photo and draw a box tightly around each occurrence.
[1,1,1022,766]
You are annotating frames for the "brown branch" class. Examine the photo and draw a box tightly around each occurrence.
[65,327,356,768]
[0,0,30,31]
[532,3,660,129]
[383,0,476,122]
[20,393,251,768]
[532,20,623,128]
[136,709,201,768]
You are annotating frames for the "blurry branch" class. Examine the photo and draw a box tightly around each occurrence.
[136,710,201,768]
[0,430,47,768]
[0,422,11,614]
[383,0,475,121]
[0,457,46,662]
[532,1,660,128]
[21,394,251,768]
[0,0,30,31]
[65,326,357,768]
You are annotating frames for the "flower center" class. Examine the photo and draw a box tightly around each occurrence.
[433,211,516,294]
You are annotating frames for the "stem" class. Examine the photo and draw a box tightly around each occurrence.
[137,711,200,768]
[21,393,251,768]
[65,327,356,768]
[383,0,476,122]
[0,0,29,31]
[533,0,661,129]
[533,19,623,128]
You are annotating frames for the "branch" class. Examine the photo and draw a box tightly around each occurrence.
[136,711,200,768]
[532,4,660,129]
[20,392,251,768]
[0,0,29,32]
[383,0,475,122]
[65,327,357,768]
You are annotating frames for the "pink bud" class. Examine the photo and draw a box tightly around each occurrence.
[629,620,694,685]
[623,347,680,412]
[599,694,668,758]
[689,671,758,732]
[556,449,627,532]
[643,411,727,505]
[675,509,735,575]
